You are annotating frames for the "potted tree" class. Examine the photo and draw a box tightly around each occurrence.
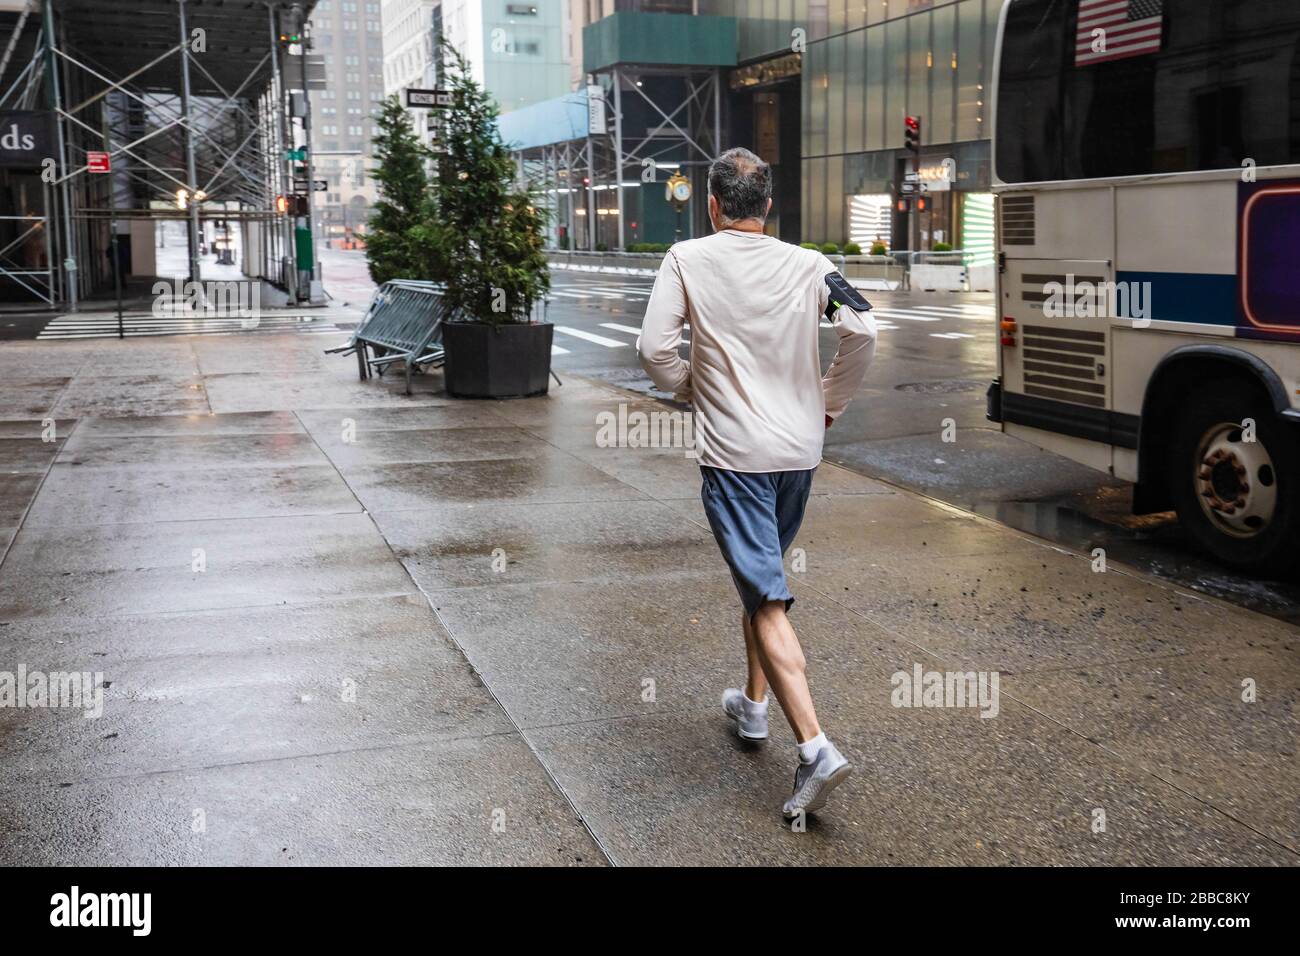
[365,95,435,285]
[432,42,552,399]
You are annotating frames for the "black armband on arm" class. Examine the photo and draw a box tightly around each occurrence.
[823,271,872,321]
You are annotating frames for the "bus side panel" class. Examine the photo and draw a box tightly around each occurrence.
[1109,177,1300,483]
[998,186,1116,475]
[1114,179,1237,296]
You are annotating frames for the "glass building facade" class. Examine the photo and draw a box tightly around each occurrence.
[569,0,998,251]
[707,0,996,250]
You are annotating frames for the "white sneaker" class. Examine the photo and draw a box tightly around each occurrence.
[721,688,768,740]
[782,745,852,819]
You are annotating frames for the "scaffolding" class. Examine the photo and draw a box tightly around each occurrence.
[506,67,724,252]
[0,0,319,310]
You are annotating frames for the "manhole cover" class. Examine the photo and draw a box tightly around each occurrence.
[895,379,985,394]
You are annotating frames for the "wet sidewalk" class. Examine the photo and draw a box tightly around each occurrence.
[0,330,1296,866]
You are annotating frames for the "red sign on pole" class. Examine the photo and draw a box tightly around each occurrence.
[87,151,111,173]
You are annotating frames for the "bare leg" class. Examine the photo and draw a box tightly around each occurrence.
[750,600,821,743]
[741,611,769,702]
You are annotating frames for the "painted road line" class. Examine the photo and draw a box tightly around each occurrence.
[868,308,942,322]
[551,344,570,355]
[553,326,630,348]
[824,319,897,330]
[598,322,644,336]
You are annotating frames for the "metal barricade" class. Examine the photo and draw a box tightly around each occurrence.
[327,280,449,395]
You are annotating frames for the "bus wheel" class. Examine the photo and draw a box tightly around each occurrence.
[1169,382,1300,573]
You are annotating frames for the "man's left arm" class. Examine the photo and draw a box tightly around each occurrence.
[820,271,877,425]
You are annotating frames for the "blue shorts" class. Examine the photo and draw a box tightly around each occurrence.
[700,466,815,620]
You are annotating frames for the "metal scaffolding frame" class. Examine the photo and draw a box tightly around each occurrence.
[508,66,723,252]
[0,0,318,310]
[510,136,590,252]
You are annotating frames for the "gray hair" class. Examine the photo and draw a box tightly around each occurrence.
[708,147,772,224]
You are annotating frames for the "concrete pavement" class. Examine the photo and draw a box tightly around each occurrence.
[0,329,1296,866]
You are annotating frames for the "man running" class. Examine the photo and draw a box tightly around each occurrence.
[638,147,877,819]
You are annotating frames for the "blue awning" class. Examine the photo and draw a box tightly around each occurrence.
[496,92,590,151]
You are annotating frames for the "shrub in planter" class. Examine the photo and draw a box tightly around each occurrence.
[869,241,888,256]
[933,241,954,252]
[820,242,840,255]
[365,96,434,284]
[799,242,818,250]
[430,41,552,399]
[842,241,862,255]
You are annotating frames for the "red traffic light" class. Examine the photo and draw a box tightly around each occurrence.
[904,115,922,154]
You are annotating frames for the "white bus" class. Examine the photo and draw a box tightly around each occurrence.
[986,0,1300,572]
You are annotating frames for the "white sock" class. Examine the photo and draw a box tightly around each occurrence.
[797,732,829,764]
[742,692,768,719]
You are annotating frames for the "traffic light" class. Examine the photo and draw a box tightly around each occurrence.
[276,195,289,214]
[917,197,927,212]
[905,115,921,156]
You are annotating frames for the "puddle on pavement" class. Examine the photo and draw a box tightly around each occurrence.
[973,496,1300,626]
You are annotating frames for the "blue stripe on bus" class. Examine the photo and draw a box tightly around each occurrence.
[1115,271,1237,326]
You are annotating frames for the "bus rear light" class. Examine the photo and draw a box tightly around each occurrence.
[1000,318,1017,331]
[1000,335,1016,347]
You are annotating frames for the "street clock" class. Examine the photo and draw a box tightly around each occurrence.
[665,172,691,207]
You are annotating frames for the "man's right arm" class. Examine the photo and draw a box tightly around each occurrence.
[637,251,692,399]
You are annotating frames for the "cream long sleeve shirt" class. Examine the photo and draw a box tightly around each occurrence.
[637,229,877,473]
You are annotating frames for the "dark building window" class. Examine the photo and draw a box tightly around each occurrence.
[997,0,1300,182]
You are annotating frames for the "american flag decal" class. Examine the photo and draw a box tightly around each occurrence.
[1075,0,1164,66]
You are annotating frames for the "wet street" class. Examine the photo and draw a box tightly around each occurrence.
[538,262,1300,624]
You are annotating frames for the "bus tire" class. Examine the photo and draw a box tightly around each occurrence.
[1168,381,1300,574]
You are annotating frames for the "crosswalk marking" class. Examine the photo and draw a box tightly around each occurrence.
[929,332,975,339]
[911,305,990,314]
[868,308,942,322]
[551,344,570,355]
[553,325,629,348]
[551,286,650,302]
[578,285,652,295]
[824,319,897,330]
[599,322,644,336]
[37,315,345,341]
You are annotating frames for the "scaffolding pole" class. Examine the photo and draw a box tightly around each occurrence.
[177,0,201,284]
[43,0,75,310]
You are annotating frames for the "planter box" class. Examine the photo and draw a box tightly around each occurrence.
[442,321,553,399]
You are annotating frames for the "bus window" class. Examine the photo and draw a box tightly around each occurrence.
[997,0,1300,183]
[995,0,1071,184]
